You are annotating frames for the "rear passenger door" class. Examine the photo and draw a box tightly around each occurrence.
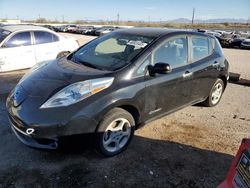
[189,35,220,102]
[33,31,60,63]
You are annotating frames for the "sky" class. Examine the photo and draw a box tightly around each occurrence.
[0,0,250,22]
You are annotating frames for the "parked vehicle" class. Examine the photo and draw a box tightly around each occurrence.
[0,25,79,72]
[56,25,68,32]
[241,37,250,49]
[6,28,229,156]
[205,31,222,38]
[99,27,121,36]
[230,38,245,48]
[66,25,78,33]
[95,26,116,36]
[42,25,59,32]
[76,26,95,35]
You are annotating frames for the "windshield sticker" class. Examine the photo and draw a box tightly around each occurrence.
[127,40,148,48]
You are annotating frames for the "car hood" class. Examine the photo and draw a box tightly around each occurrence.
[17,58,111,98]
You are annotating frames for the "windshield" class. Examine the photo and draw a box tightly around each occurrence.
[0,29,11,43]
[69,33,155,71]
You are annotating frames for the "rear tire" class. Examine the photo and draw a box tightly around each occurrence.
[203,78,224,107]
[95,108,135,157]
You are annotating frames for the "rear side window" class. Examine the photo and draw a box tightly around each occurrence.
[192,36,213,61]
[34,31,59,44]
[4,32,31,47]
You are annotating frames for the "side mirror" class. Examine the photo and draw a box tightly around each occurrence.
[148,62,172,76]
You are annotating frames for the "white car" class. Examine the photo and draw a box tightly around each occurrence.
[0,25,79,72]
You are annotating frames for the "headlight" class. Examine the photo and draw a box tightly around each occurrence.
[40,77,114,109]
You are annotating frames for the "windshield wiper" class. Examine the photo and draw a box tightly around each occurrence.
[79,60,106,71]
[79,61,98,69]
[69,53,106,71]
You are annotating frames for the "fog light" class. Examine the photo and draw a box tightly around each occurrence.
[26,128,35,135]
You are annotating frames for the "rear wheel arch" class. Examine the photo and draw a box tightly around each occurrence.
[219,75,227,90]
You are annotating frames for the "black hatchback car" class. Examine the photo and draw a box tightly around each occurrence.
[6,28,229,156]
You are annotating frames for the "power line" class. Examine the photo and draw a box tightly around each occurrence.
[117,13,120,24]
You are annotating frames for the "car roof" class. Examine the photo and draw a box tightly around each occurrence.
[0,25,52,32]
[114,27,209,38]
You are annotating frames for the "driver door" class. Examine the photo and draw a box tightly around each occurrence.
[141,35,193,120]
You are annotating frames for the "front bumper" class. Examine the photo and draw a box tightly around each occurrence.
[8,113,98,149]
[6,93,98,149]
[11,125,58,149]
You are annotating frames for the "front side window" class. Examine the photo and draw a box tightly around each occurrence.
[4,32,31,48]
[134,36,188,76]
[34,31,59,44]
[70,33,155,71]
[192,36,212,61]
[152,36,188,69]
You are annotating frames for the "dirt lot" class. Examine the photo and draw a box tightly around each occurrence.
[0,33,250,188]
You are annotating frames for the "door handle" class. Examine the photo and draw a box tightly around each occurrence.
[183,71,193,78]
[212,61,220,67]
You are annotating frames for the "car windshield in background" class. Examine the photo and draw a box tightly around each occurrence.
[0,29,11,43]
[70,33,155,71]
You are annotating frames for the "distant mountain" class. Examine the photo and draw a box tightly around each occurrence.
[166,18,248,24]
[168,18,191,23]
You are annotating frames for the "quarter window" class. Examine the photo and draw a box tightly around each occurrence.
[192,37,212,61]
[4,32,31,47]
[152,36,188,69]
[34,31,59,44]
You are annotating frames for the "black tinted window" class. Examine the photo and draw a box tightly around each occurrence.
[34,31,59,44]
[192,37,211,61]
[153,36,188,69]
[5,32,31,47]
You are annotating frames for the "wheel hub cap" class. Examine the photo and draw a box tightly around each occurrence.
[103,118,131,153]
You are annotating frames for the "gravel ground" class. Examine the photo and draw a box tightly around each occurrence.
[0,33,249,188]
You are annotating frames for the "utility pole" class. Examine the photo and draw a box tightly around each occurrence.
[247,17,249,26]
[62,15,64,23]
[117,13,120,25]
[191,8,195,25]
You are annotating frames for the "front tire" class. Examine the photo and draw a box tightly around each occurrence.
[203,78,224,107]
[95,108,135,157]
